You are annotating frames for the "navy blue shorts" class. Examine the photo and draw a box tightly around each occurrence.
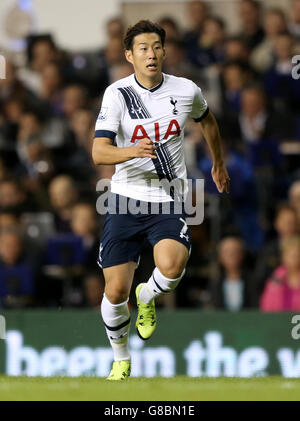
[97,193,191,269]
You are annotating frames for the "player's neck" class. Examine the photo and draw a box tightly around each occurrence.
[134,72,163,90]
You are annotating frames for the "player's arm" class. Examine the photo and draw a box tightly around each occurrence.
[198,110,230,194]
[92,137,157,165]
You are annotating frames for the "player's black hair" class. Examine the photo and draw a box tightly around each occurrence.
[124,20,166,51]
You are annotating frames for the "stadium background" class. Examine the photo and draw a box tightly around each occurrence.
[0,0,300,379]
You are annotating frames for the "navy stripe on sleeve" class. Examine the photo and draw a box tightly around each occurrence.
[193,106,210,123]
[94,130,116,140]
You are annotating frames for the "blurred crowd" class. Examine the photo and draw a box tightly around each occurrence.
[0,0,300,312]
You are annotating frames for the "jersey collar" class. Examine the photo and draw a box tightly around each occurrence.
[134,73,164,92]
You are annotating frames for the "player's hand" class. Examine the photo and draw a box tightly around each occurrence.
[134,138,157,159]
[211,162,230,193]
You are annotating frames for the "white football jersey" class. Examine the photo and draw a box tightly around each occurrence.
[94,73,208,202]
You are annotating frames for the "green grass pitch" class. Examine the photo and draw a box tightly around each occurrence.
[0,376,299,401]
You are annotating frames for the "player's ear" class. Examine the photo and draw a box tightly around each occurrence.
[125,49,134,65]
[162,48,166,60]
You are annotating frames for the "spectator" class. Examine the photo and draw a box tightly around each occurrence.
[0,212,21,231]
[43,202,101,307]
[260,235,300,311]
[185,0,208,37]
[40,62,64,116]
[16,139,55,210]
[237,86,295,165]
[289,0,300,39]
[239,87,271,144]
[70,202,99,269]
[221,61,255,114]
[64,108,96,182]
[70,17,125,98]
[0,63,44,154]
[199,16,227,64]
[18,35,62,95]
[158,17,181,41]
[198,141,264,252]
[16,106,67,153]
[15,109,63,185]
[0,60,38,108]
[253,204,299,305]
[48,175,78,232]
[62,84,89,119]
[1,97,26,153]
[237,0,265,50]
[219,84,289,226]
[17,109,45,144]
[250,8,288,72]
[71,202,105,305]
[106,17,125,39]
[163,39,199,81]
[70,108,94,152]
[224,37,250,63]
[263,33,300,113]
[105,37,127,84]
[210,237,254,310]
[0,178,36,213]
[183,0,211,67]
[0,158,12,181]
[0,229,35,308]
[289,180,300,224]
[29,36,60,73]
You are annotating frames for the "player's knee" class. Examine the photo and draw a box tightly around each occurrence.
[157,253,186,279]
[158,259,186,279]
[160,267,182,279]
[104,285,129,304]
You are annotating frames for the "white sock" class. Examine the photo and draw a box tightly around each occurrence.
[101,294,131,361]
[139,266,186,304]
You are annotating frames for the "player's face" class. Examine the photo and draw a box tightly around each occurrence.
[125,33,165,80]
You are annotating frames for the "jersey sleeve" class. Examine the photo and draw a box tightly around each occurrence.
[94,86,122,141]
[189,82,209,122]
